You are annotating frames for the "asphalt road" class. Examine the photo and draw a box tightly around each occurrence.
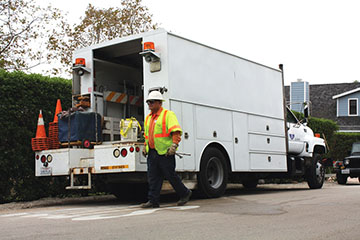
[1,179,360,240]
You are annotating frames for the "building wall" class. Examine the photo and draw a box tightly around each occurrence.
[337,91,360,116]
[285,82,360,131]
[290,81,309,113]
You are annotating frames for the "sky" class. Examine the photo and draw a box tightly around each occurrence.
[39,0,360,86]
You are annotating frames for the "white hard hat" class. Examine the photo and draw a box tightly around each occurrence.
[146,91,164,102]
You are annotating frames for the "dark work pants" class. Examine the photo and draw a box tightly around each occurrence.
[147,149,189,204]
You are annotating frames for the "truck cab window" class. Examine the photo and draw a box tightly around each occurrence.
[286,108,299,124]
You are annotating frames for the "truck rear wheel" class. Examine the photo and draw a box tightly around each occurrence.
[337,173,348,185]
[305,153,325,189]
[197,147,228,198]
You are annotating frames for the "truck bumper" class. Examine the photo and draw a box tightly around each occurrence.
[336,168,360,177]
[35,143,147,177]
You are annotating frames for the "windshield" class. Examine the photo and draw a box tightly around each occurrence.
[286,108,299,124]
[351,143,360,155]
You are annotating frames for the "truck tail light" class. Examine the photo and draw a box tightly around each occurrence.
[36,155,40,160]
[130,146,134,153]
[113,149,120,158]
[136,147,140,152]
[47,155,53,163]
[121,148,128,157]
[40,155,46,163]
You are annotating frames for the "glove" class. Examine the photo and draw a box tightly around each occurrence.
[166,143,178,156]
[142,147,147,157]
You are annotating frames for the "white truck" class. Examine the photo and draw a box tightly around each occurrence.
[35,29,327,198]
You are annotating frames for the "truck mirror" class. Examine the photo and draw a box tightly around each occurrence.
[304,106,309,119]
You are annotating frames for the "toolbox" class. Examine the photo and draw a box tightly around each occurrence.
[58,112,102,144]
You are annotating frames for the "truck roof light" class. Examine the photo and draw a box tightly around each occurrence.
[315,133,321,138]
[143,42,155,51]
[75,58,86,66]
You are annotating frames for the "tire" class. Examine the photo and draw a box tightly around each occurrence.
[305,153,325,189]
[242,179,258,189]
[337,173,348,185]
[197,147,228,198]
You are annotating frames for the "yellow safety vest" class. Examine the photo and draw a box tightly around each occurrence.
[144,109,182,155]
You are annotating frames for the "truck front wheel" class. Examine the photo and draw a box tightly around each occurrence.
[337,173,348,185]
[197,147,228,198]
[305,153,325,189]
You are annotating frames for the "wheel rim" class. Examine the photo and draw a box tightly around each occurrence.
[315,161,325,183]
[206,156,224,189]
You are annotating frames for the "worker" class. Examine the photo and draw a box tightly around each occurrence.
[141,90,192,208]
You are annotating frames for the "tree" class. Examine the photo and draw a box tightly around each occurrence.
[0,0,64,71]
[48,0,157,74]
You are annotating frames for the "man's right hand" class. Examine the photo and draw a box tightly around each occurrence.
[142,148,147,157]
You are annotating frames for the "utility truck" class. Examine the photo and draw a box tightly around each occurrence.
[35,29,327,198]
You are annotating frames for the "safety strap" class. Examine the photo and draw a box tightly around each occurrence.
[120,117,142,137]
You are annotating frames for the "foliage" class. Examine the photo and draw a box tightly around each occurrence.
[329,132,360,161]
[0,0,64,71]
[47,0,157,74]
[307,117,338,143]
[0,69,72,203]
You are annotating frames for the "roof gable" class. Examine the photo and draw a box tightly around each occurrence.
[332,87,360,99]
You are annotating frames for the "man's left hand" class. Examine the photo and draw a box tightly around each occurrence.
[166,143,178,156]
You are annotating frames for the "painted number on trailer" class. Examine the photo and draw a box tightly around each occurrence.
[40,167,52,176]
[100,165,129,170]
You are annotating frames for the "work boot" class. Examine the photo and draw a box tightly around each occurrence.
[177,190,192,206]
[140,201,159,208]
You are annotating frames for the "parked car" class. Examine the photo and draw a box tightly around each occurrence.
[334,142,360,184]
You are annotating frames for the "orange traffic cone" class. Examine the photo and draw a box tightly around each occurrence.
[36,110,47,138]
[31,110,49,151]
[53,99,62,123]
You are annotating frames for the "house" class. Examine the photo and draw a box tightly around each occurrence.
[285,81,360,132]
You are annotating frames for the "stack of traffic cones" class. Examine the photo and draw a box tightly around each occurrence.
[48,99,62,149]
[31,110,49,151]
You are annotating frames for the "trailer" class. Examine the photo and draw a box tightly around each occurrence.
[35,29,327,198]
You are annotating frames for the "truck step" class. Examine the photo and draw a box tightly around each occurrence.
[66,168,94,190]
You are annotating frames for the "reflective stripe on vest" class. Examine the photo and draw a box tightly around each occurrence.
[144,109,182,155]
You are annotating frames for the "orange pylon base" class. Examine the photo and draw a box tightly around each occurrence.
[31,137,49,151]
[49,122,59,149]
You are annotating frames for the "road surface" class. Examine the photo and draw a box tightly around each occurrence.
[1,180,359,240]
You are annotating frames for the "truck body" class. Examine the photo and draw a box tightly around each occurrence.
[35,29,327,197]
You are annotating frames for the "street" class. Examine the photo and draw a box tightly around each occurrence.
[1,180,360,240]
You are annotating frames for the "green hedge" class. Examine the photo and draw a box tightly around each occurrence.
[329,132,360,161]
[0,70,72,203]
[292,111,360,161]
